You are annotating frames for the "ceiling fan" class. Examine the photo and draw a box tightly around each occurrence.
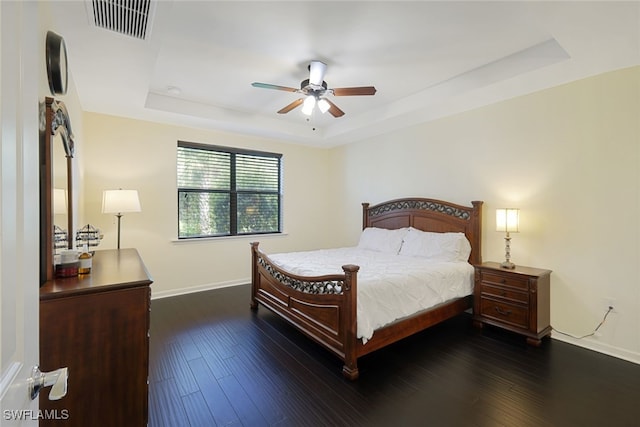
[251,61,376,118]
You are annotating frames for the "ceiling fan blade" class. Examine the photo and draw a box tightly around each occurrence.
[332,86,377,96]
[277,98,304,114]
[252,82,298,92]
[308,61,327,86]
[324,99,345,117]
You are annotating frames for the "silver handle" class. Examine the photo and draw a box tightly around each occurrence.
[29,366,68,401]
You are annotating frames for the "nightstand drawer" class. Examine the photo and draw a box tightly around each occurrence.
[480,271,529,290]
[480,297,528,329]
[480,283,529,304]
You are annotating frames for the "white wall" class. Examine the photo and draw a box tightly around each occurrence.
[81,114,336,297]
[328,66,640,363]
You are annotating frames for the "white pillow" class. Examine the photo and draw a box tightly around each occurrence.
[357,227,408,254]
[399,228,471,262]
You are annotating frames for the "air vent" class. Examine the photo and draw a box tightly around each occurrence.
[88,0,155,40]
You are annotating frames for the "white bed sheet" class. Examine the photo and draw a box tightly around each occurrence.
[268,247,474,343]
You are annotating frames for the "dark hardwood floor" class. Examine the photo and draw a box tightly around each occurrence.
[149,284,640,427]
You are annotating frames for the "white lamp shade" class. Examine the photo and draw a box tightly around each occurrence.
[53,188,67,215]
[317,98,330,113]
[496,208,519,232]
[102,190,141,214]
[301,96,316,115]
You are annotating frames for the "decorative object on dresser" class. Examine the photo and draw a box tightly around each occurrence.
[39,249,152,426]
[74,223,102,249]
[496,208,519,269]
[473,261,551,346]
[102,189,141,249]
[251,197,483,379]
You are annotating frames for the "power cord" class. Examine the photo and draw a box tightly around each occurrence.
[552,306,614,339]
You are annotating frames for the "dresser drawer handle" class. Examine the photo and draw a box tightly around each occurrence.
[495,306,511,316]
[501,278,507,284]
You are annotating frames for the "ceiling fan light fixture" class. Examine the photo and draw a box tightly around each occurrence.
[317,98,330,114]
[301,95,316,115]
[252,61,376,118]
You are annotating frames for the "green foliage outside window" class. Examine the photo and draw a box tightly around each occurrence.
[177,142,282,238]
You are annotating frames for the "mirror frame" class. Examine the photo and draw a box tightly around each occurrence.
[40,97,74,284]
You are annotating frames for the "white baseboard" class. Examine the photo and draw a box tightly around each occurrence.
[551,333,640,365]
[151,278,249,300]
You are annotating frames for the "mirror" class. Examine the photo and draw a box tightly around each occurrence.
[40,97,74,284]
[53,132,69,249]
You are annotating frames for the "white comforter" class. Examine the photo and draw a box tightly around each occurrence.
[268,247,474,343]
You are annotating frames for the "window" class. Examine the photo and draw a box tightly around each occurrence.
[177,141,282,238]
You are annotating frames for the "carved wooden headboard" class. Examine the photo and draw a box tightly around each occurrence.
[362,198,483,265]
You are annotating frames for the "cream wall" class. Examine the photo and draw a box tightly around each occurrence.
[80,67,639,364]
[328,66,640,363]
[81,114,336,297]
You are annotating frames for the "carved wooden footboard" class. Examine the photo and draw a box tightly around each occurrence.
[250,197,483,380]
[250,242,361,378]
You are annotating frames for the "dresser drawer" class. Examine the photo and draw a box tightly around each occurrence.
[480,283,529,304]
[480,297,529,329]
[480,271,529,290]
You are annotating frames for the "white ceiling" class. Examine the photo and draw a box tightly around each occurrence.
[47,1,640,147]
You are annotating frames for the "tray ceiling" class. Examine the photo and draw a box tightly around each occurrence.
[47,1,640,146]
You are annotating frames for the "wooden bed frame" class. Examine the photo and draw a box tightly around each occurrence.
[250,197,483,379]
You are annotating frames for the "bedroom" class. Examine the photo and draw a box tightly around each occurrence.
[53,0,639,364]
[1,0,638,425]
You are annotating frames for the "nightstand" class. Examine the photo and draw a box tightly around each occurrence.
[473,262,551,346]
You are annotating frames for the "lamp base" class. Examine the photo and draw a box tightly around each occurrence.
[500,261,516,269]
[116,213,122,250]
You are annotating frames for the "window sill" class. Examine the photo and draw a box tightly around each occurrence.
[171,232,289,244]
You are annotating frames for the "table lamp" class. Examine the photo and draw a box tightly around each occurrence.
[102,189,141,249]
[496,208,519,269]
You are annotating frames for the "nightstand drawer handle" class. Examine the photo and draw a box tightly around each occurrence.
[501,279,507,284]
[495,306,511,316]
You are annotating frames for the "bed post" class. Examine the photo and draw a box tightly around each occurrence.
[250,242,259,310]
[362,203,370,229]
[341,264,360,380]
[470,201,483,265]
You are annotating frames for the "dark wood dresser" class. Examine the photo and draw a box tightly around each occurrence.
[473,261,551,346]
[39,249,152,426]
